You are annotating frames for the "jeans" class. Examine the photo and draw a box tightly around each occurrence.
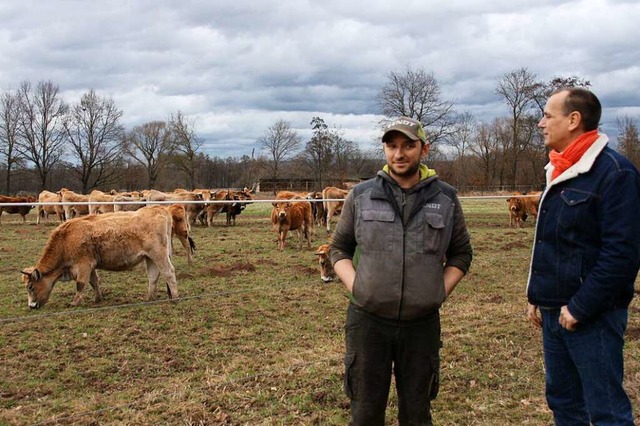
[344,304,441,426]
[541,308,634,425]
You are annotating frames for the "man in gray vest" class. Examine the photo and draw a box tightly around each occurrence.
[331,116,473,425]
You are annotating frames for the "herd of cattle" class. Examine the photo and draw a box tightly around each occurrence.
[1,186,349,309]
[3,186,542,309]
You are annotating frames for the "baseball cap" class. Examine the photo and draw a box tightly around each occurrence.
[382,117,427,144]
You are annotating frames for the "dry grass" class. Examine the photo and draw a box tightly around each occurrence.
[0,198,638,425]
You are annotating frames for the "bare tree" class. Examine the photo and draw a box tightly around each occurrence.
[495,67,541,186]
[333,132,361,182]
[15,80,68,190]
[377,67,456,144]
[303,117,335,189]
[0,90,23,193]
[532,76,591,113]
[169,111,202,190]
[123,121,173,189]
[469,121,501,187]
[448,112,476,188]
[63,89,125,193]
[259,119,301,193]
[617,116,640,168]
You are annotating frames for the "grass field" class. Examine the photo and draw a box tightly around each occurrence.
[0,198,638,425]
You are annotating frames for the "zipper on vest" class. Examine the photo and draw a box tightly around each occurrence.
[397,227,407,320]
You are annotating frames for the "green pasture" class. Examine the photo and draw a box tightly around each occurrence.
[0,198,638,425]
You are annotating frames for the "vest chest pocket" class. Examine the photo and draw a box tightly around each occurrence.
[357,209,395,251]
[423,212,445,254]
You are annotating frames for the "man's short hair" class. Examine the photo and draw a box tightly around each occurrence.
[553,87,602,132]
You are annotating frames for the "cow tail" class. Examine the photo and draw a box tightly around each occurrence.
[188,236,196,253]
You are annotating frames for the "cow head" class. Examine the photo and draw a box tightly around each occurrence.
[506,197,526,218]
[21,267,53,309]
[272,202,291,223]
[315,244,335,283]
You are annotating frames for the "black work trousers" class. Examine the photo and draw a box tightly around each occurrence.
[344,303,441,426]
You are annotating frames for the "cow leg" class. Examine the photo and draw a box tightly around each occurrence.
[176,235,193,266]
[325,209,333,233]
[296,229,303,250]
[145,258,161,301]
[148,256,179,300]
[89,270,103,303]
[71,270,91,306]
[304,223,312,248]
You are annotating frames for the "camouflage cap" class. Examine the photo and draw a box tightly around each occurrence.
[382,117,427,144]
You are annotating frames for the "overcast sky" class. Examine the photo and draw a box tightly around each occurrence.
[1,0,638,158]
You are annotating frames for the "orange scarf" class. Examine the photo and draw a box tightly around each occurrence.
[549,130,599,181]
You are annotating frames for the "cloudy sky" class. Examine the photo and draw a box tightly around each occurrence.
[1,0,638,158]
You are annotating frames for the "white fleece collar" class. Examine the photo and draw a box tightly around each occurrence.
[544,133,609,189]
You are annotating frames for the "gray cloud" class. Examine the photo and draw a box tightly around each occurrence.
[1,0,639,157]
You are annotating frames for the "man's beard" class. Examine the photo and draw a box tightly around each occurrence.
[388,161,421,178]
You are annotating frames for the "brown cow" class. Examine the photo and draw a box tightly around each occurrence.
[203,190,233,226]
[59,188,90,220]
[88,190,116,215]
[36,190,65,224]
[164,204,196,266]
[322,186,349,233]
[0,195,36,224]
[204,188,253,226]
[20,206,179,309]
[271,200,313,250]
[145,190,204,228]
[506,191,542,228]
[315,243,335,283]
[113,192,146,212]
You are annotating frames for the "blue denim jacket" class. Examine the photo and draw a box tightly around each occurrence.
[527,134,640,322]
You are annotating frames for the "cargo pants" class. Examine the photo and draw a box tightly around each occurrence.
[344,304,441,426]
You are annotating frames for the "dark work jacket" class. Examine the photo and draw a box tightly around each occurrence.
[527,135,640,322]
[330,170,472,321]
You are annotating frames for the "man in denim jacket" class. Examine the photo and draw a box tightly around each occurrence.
[331,116,472,425]
[526,88,640,425]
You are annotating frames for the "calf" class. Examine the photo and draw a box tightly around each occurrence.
[315,244,335,283]
[20,206,180,309]
[271,200,313,250]
[0,195,36,224]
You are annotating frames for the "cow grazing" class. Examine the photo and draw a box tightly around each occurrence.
[322,186,349,233]
[506,191,542,228]
[59,188,90,220]
[36,190,65,224]
[0,195,36,225]
[315,244,335,283]
[20,206,180,309]
[271,200,313,250]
